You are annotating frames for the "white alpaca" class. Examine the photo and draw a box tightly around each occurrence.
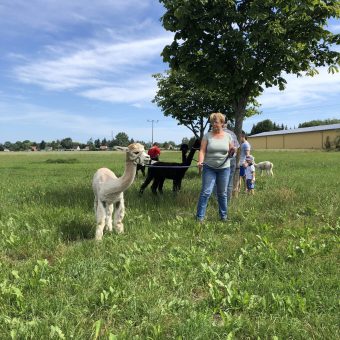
[92,143,150,240]
[255,161,274,176]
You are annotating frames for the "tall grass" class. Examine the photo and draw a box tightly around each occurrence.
[0,150,339,339]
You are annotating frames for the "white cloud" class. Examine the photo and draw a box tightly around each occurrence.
[0,100,189,143]
[328,24,340,33]
[243,67,340,132]
[13,35,171,94]
[259,67,340,110]
[80,76,157,103]
[0,0,152,32]
[0,101,126,141]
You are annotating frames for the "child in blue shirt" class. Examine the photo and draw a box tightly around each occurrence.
[244,155,256,195]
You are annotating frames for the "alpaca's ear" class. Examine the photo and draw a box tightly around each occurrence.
[114,146,128,151]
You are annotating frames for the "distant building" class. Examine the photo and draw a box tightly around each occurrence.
[31,146,38,152]
[99,145,108,151]
[248,123,340,150]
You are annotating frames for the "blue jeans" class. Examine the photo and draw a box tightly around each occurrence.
[227,157,236,203]
[196,165,230,221]
[246,179,255,190]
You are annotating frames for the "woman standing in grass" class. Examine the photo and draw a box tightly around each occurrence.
[196,112,234,222]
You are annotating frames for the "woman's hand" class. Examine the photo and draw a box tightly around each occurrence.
[198,138,207,175]
[228,147,235,157]
[197,162,203,175]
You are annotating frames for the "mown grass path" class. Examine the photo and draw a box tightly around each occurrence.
[0,150,339,339]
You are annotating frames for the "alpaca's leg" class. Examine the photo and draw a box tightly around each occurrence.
[113,198,125,234]
[177,178,183,191]
[93,196,98,215]
[151,178,159,195]
[139,173,153,194]
[173,178,182,192]
[172,180,178,191]
[105,203,114,231]
[158,178,165,194]
[95,200,106,241]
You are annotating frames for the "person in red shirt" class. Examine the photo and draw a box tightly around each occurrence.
[148,143,161,161]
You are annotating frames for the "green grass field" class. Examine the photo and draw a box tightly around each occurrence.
[0,150,339,339]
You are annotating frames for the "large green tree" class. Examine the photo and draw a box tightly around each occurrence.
[114,132,130,146]
[39,140,46,150]
[251,119,284,135]
[153,69,259,138]
[160,0,340,138]
[60,137,73,150]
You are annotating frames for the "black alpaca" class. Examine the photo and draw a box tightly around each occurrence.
[136,163,146,177]
[136,144,165,178]
[139,139,200,195]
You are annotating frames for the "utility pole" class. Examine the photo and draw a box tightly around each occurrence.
[147,119,159,145]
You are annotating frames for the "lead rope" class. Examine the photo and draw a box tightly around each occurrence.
[143,145,202,169]
[144,164,197,169]
[201,148,235,169]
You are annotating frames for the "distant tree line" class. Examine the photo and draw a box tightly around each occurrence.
[298,119,340,128]
[250,118,339,135]
[0,138,87,152]
[3,118,339,151]
[250,120,288,135]
[0,132,182,152]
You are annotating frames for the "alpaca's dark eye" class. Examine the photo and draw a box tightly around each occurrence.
[133,151,139,155]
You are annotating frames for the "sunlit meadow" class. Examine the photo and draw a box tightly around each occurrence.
[0,150,339,339]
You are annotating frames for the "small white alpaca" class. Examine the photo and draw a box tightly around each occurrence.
[254,161,274,176]
[92,143,150,240]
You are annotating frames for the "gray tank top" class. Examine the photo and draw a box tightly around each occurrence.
[203,131,232,168]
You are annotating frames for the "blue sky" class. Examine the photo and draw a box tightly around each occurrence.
[0,1,339,144]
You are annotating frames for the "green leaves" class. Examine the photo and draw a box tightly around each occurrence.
[0,280,24,307]
[160,0,340,135]
[305,67,320,76]
[153,69,260,138]
[50,325,65,339]
[328,65,339,74]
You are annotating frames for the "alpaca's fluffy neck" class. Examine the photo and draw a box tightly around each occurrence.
[101,154,136,199]
[116,154,137,190]
[181,149,188,163]
[184,147,197,165]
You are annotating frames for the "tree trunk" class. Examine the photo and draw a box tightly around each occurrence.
[232,96,247,198]
[200,114,205,140]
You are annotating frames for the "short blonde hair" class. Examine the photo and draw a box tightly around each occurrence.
[209,112,225,124]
